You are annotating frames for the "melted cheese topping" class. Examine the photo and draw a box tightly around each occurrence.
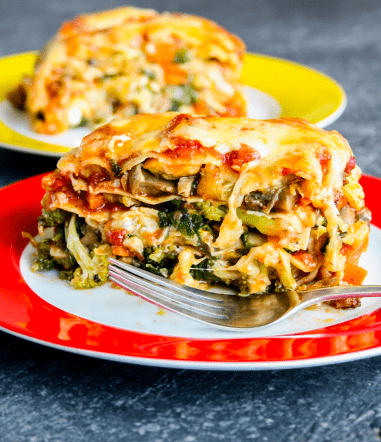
[43,114,370,296]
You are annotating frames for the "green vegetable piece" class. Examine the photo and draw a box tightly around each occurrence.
[110,160,122,178]
[182,84,198,104]
[66,215,108,289]
[76,116,88,127]
[241,231,253,251]
[148,248,166,263]
[103,73,118,79]
[158,200,206,239]
[59,269,76,281]
[145,264,169,278]
[38,209,67,228]
[190,258,222,283]
[142,247,178,278]
[236,208,288,236]
[140,69,156,80]
[196,202,227,222]
[174,48,190,64]
[170,100,181,111]
[32,239,56,271]
[168,84,198,111]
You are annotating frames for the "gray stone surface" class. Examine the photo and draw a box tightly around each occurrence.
[1,0,381,440]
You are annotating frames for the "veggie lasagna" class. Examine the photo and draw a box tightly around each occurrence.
[8,6,247,134]
[28,113,371,309]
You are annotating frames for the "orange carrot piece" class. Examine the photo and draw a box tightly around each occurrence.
[163,64,188,85]
[111,245,130,257]
[343,262,368,286]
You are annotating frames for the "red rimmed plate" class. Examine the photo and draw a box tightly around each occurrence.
[1,173,381,370]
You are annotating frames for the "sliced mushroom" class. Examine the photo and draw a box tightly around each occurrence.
[128,164,177,196]
[339,205,356,226]
[356,206,372,223]
[244,188,281,214]
[80,230,100,248]
[244,184,299,214]
[178,176,197,197]
[274,188,299,213]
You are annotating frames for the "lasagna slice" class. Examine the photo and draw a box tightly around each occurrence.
[9,6,246,135]
[30,113,371,309]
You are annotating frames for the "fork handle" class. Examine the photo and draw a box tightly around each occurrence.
[300,285,381,307]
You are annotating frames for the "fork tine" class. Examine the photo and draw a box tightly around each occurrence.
[109,265,226,312]
[109,273,227,325]
[109,274,230,324]
[108,265,229,319]
[109,257,227,303]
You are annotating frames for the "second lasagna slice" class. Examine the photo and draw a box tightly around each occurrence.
[10,6,247,134]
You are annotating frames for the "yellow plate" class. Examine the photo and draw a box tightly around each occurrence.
[242,53,347,126]
[0,52,346,157]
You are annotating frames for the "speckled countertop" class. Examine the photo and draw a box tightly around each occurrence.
[1,0,381,441]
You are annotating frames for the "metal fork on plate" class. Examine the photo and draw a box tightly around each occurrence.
[108,257,381,330]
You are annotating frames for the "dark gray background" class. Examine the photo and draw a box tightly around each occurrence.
[1,1,381,441]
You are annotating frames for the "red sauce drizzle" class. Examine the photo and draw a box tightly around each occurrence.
[87,170,110,187]
[341,244,352,256]
[344,156,356,174]
[44,171,125,215]
[319,151,331,174]
[293,252,315,269]
[225,145,261,167]
[107,229,128,246]
[282,168,292,176]
[298,197,312,207]
[164,136,213,160]
[163,138,261,169]
[42,171,69,191]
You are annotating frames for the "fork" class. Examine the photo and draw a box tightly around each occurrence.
[108,257,381,330]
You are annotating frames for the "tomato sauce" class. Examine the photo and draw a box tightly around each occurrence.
[341,244,352,256]
[107,229,128,246]
[293,252,315,269]
[318,151,331,174]
[164,136,213,161]
[344,156,356,174]
[225,145,261,167]
[43,171,125,216]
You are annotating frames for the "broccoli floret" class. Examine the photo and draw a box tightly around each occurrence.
[142,247,178,278]
[52,227,66,249]
[38,208,67,228]
[195,202,228,222]
[32,239,56,271]
[59,269,76,281]
[66,215,108,289]
[31,226,75,272]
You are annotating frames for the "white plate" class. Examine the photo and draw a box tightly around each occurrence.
[0,86,281,150]
[20,225,381,340]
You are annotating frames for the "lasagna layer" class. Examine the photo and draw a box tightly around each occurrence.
[33,113,371,308]
[9,6,246,134]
